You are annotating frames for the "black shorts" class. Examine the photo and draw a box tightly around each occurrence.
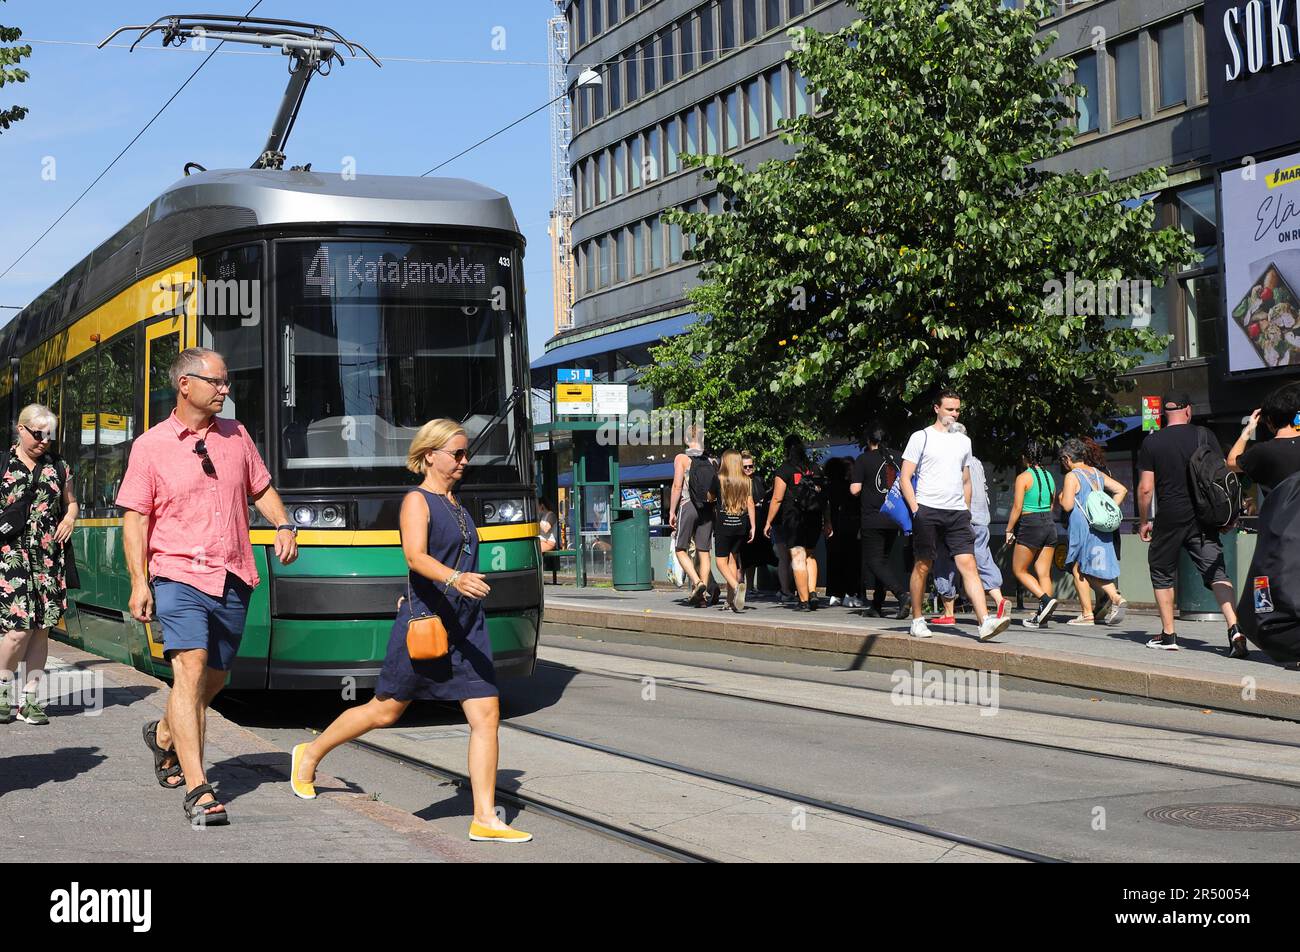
[912,505,975,562]
[715,527,748,559]
[1148,521,1228,590]
[783,512,822,551]
[1014,511,1058,551]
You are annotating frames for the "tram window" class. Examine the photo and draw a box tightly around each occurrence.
[62,354,98,514]
[96,334,136,514]
[200,245,266,456]
[148,332,180,432]
[274,240,523,488]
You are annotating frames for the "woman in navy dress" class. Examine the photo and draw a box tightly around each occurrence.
[289,419,530,843]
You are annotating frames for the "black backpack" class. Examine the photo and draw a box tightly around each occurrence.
[789,465,826,516]
[687,455,718,509]
[1236,471,1300,663]
[1187,428,1243,531]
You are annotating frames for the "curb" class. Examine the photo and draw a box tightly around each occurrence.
[50,643,478,863]
[542,603,1300,722]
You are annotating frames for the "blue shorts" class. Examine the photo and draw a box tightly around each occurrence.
[153,574,252,671]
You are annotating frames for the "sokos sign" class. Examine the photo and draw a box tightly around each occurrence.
[1207,0,1300,162]
[1221,0,1300,81]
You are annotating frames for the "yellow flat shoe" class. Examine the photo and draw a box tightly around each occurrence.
[290,743,316,800]
[469,821,532,843]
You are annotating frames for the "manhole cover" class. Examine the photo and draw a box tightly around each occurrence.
[1145,803,1300,832]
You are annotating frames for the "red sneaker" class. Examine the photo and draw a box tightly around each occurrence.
[930,615,957,626]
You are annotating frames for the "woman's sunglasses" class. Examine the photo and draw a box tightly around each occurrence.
[20,424,50,443]
[436,448,471,463]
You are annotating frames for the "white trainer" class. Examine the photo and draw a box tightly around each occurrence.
[979,615,1012,642]
[910,618,933,638]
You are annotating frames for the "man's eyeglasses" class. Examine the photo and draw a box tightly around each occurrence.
[437,448,471,463]
[194,439,216,477]
[186,372,232,391]
[20,425,50,443]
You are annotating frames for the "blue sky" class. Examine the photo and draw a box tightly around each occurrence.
[0,0,562,358]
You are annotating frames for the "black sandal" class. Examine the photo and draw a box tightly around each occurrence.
[143,720,185,789]
[183,783,229,826]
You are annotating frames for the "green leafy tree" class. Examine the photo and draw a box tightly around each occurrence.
[0,1,30,133]
[643,0,1197,465]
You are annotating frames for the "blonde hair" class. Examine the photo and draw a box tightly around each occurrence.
[719,449,751,515]
[16,403,56,440]
[407,418,467,474]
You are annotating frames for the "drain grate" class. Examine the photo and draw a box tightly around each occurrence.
[1145,803,1300,832]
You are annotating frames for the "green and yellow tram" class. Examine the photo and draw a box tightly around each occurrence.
[0,168,542,688]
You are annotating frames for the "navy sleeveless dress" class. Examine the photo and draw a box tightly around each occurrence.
[375,489,499,702]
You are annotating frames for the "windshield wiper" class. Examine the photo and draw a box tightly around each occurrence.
[465,386,523,460]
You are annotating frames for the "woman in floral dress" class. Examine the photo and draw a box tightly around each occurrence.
[0,404,78,726]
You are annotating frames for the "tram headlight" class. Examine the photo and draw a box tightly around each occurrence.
[482,498,525,524]
[290,504,349,529]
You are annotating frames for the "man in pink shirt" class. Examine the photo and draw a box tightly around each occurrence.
[118,347,298,826]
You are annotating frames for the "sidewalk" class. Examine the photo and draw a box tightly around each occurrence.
[542,584,1300,721]
[0,644,475,863]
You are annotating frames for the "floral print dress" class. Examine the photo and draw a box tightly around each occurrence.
[0,449,71,631]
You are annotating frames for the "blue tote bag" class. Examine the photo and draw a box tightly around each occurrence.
[879,433,926,535]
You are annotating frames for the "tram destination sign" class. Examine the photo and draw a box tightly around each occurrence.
[293,242,512,304]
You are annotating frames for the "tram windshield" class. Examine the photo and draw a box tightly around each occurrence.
[275,240,524,489]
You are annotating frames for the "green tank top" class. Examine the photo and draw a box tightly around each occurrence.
[1023,465,1056,514]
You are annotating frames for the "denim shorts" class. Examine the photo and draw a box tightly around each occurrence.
[153,574,253,671]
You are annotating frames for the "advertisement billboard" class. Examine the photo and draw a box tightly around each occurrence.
[1220,148,1300,372]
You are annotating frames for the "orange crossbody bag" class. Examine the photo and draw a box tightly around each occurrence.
[405,493,469,661]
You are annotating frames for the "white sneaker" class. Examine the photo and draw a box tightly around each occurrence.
[979,615,1011,642]
[735,581,746,612]
[910,618,933,638]
[844,595,863,608]
[1102,601,1128,626]
[1067,615,1095,626]
[828,596,842,607]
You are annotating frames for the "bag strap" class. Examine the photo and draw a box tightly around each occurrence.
[4,449,47,512]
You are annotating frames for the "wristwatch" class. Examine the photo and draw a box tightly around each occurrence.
[276,524,299,536]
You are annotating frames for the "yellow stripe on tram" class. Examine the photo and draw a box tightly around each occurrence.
[79,521,539,545]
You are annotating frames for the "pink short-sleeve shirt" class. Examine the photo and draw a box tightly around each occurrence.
[115,411,272,596]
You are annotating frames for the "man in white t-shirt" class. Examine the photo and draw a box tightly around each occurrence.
[899,389,1012,642]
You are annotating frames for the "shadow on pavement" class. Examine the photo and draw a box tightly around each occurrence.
[0,746,108,799]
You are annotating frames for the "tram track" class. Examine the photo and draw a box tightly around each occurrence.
[536,645,1300,791]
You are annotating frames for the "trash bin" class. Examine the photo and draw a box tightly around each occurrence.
[1178,529,1239,621]
[611,507,653,591]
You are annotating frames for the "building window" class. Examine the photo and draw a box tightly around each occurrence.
[1156,20,1186,108]
[578,84,589,128]
[1074,52,1098,133]
[792,69,811,117]
[724,88,741,150]
[700,4,716,65]
[599,234,611,288]
[646,124,662,181]
[679,16,695,73]
[607,0,619,28]
[572,167,582,214]
[720,0,736,53]
[743,0,759,42]
[584,159,594,209]
[684,107,700,157]
[650,215,664,270]
[612,142,626,197]
[624,0,636,16]
[1181,273,1221,359]
[592,79,606,121]
[765,0,782,31]
[577,0,588,46]
[705,99,720,153]
[669,219,683,263]
[767,67,786,130]
[665,116,681,174]
[789,0,804,15]
[1112,37,1140,123]
[590,0,602,38]
[608,61,622,111]
[597,151,609,203]
[582,241,593,292]
[643,39,657,95]
[1177,183,1218,271]
[625,51,639,101]
[631,135,643,189]
[633,221,646,276]
[616,228,628,282]
[745,76,762,140]
[661,28,676,84]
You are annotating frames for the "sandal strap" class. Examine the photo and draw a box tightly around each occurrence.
[184,783,215,805]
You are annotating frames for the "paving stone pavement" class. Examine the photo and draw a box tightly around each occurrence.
[0,644,475,863]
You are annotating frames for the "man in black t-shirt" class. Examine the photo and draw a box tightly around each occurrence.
[849,426,909,618]
[1136,393,1243,656]
[1228,381,1300,494]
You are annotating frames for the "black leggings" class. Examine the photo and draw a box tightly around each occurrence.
[860,526,909,610]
